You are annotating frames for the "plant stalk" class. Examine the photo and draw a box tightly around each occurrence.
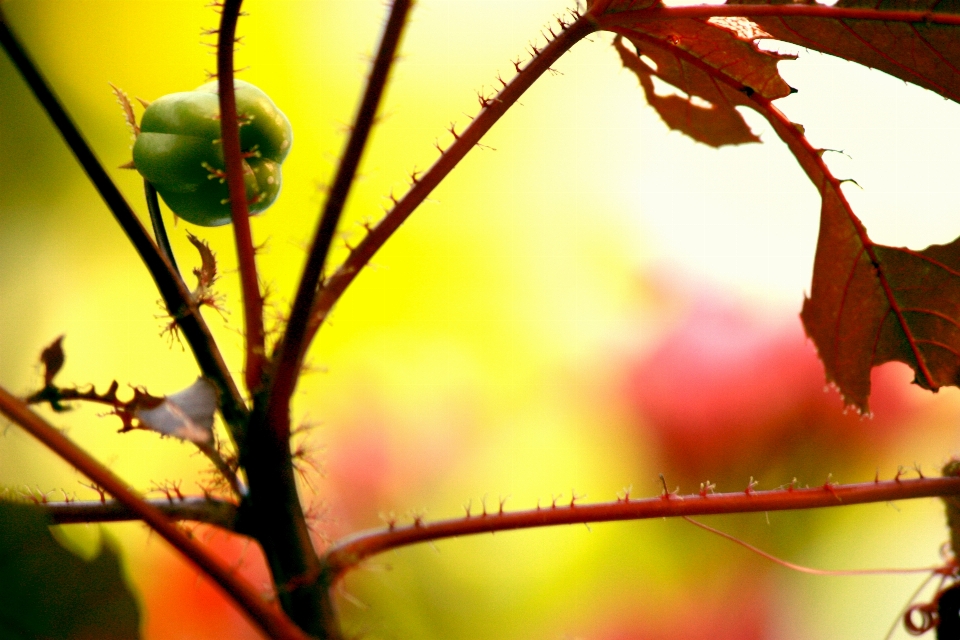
[0,385,307,640]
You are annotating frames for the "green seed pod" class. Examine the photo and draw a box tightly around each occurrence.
[133,80,292,227]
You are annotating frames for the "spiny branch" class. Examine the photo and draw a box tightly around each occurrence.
[266,0,413,426]
[301,9,600,349]
[25,496,240,529]
[0,385,306,640]
[217,0,265,394]
[319,475,960,583]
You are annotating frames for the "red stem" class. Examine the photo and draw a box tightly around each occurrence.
[0,385,307,640]
[267,0,413,439]
[301,10,600,345]
[321,476,960,580]
[37,496,238,528]
[218,0,266,393]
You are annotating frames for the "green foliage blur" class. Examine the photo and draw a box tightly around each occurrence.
[3,1,960,638]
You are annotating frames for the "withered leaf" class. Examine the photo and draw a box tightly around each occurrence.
[39,335,65,388]
[108,82,139,137]
[187,232,218,300]
[134,377,217,444]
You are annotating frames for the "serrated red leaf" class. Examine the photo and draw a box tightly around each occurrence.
[801,208,960,412]
[604,7,792,145]
[599,1,960,411]
[724,0,960,102]
[745,93,960,413]
[615,35,761,146]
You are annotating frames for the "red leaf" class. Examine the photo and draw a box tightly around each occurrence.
[599,1,960,411]
[614,35,761,146]
[726,0,960,103]
[801,206,960,412]
[605,8,793,146]
[743,92,960,413]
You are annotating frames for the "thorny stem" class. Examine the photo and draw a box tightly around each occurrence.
[0,9,250,448]
[320,476,960,582]
[301,10,599,345]
[267,0,413,440]
[0,386,308,640]
[217,0,266,394]
[241,4,412,636]
[29,496,239,529]
[24,382,245,499]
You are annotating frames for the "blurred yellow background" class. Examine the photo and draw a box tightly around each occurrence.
[3,1,960,638]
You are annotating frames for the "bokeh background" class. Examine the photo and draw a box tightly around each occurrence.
[3,0,960,638]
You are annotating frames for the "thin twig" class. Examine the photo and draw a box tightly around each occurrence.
[0,9,249,448]
[0,385,307,640]
[25,496,239,528]
[144,179,181,279]
[217,0,266,394]
[682,516,939,576]
[319,476,960,582]
[301,11,599,348]
[266,0,413,431]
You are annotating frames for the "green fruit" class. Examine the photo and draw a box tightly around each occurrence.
[133,80,292,227]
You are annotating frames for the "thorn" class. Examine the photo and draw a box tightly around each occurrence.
[658,474,671,499]
[379,511,397,531]
[745,476,758,495]
[823,474,841,502]
[699,481,715,497]
[617,485,632,502]
[118,159,137,170]
[498,495,509,515]
[551,493,562,508]
[512,57,523,73]
[839,178,862,189]
[570,490,585,507]
[895,465,906,483]
[914,463,925,479]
